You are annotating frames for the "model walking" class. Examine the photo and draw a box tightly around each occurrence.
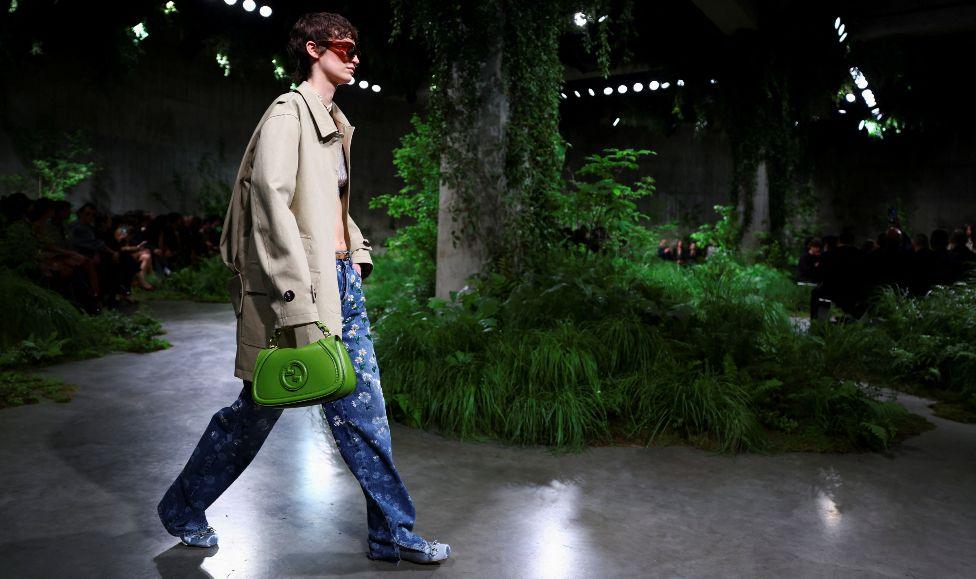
[156,12,451,565]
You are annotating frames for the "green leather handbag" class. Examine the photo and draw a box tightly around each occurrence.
[251,321,357,408]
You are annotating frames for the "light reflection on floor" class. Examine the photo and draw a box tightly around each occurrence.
[522,479,585,579]
[197,409,349,578]
[815,466,845,538]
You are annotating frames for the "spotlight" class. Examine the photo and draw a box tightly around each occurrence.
[838,109,847,114]
[259,5,271,17]
[573,90,581,97]
[838,32,847,43]
[676,79,685,86]
[560,92,567,99]
[372,84,381,93]
[661,82,671,89]
[633,82,643,92]
[834,17,841,29]
[573,12,587,27]
[359,80,369,89]
[617,85,627,94]
[224,0,236,5]
[845,93,856,103]
[603,87,612,95]
[243,0,255,11]
[597,15,608,23]
[862,89,876,107]
[709,79,717,85]
[348,77,355,85]
[858,120,866,130]
[648,81,660,91]
[838,24,845,36]
[587,88,595,96]
[612,117,620,127]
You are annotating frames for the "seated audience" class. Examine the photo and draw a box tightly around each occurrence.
[0,194,223,313]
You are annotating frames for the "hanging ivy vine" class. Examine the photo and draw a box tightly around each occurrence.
[713,29,830,252]
[390,0,623,271]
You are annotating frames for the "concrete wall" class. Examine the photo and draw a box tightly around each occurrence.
[813,128,976,239]
[0,54,418,242]
[561,119,734,229]
[4,54,973,248]
[562,112,976,241]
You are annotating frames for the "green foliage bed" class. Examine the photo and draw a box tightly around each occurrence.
[0,271,170,408]
[360,142,943,453]
[858,285,976,423]
[371,250,930,453]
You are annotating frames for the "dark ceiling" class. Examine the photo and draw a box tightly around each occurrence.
[2,0,973,124]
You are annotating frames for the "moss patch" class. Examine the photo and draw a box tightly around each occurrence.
[0,371,75,408]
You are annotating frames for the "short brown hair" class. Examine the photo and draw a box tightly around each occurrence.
[287,12,359,82]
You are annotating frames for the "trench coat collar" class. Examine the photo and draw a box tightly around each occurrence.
[294,81,353,142]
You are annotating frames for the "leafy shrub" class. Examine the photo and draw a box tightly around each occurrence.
[368,114,439,295]
[0,270,86,350]
[0,271,170,408]
[0,221,42,278]
[145,254,230,302]
[860,285,976,420]
[554,148,657,256]
[374,248,917,453]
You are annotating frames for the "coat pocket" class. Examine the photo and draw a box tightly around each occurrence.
[226,273,244,317]
[300,233,319,273]
[240,290,276,347]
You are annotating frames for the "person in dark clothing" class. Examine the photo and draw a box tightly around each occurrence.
[796,237,823,283]
[908,233,935,296]
[657,238,675,261]
[820,229,866,317]
[822,235,838,255]
[866,227,911,291]
[676,239,694,265]
[949,229,976,280]
[930,229,961,285]
[70,203,117,261]
[67,203,119,312]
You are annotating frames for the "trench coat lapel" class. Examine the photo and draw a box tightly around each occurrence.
[295,81,341,143]
[330,101,355,197]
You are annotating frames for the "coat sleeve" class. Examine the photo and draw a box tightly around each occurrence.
[347,213,374,279]
[249,112,318,329]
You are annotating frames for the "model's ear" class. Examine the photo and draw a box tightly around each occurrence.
[304,40,321,60]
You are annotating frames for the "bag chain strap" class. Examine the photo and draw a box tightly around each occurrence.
[268,320,332,348]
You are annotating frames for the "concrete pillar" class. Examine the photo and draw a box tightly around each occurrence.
[435,47,509,299]
[739,160,769,251]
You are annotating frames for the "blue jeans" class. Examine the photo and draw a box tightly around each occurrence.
[157,256,427,562]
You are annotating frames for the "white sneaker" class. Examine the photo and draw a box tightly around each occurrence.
[400,539,451,564]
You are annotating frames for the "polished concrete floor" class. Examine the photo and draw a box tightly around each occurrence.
[0,300,974,578]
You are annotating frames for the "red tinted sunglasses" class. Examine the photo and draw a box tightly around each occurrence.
[318,40,360,63]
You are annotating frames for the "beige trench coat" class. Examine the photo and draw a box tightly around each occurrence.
[218,80,374,381]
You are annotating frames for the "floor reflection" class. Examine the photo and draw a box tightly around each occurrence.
[814,466,845,537]
[522,479,585,579]
[196,409,347,577]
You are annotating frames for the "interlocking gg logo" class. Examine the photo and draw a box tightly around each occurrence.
[280,359,309,391]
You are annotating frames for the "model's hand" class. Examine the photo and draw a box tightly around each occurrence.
[353,263,362,277]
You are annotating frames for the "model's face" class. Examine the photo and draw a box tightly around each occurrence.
[307,36,359,86]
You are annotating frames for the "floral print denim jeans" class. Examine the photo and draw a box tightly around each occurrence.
[157,256,427,562]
